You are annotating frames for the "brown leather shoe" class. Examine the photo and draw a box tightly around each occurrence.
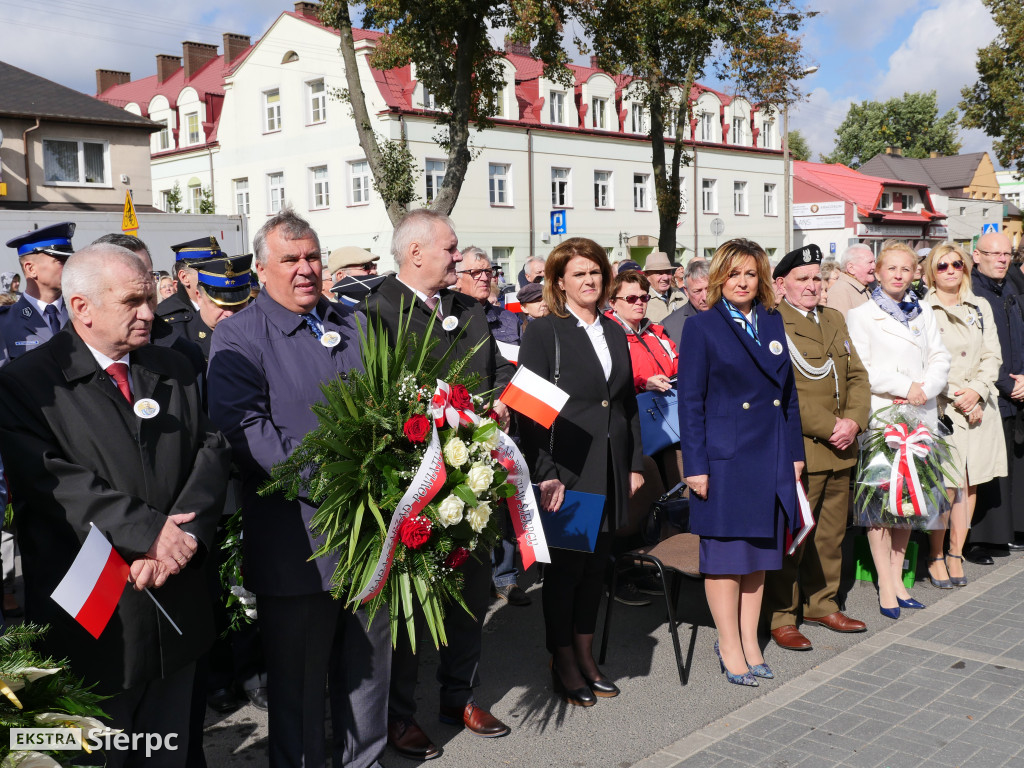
[388,718,441,760]
[803,611,867,633]
[438,701,511,738]
[771,625,813,651]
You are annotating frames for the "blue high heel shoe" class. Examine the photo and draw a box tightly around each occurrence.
[747,662,775,679]
[714,641,758,687]
[879,604,900,620]
[897,596,926,609]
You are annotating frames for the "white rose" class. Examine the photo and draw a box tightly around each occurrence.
[466,502,492,533]
[480,426,500,451]
[466,465,495,494]
[437,495,465,527]
[443,437,470,467]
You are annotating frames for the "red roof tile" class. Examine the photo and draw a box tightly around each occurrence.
[795,161,943,222]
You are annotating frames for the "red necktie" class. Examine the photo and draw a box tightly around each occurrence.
[105,363,132,404]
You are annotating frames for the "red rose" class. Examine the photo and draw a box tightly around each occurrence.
[403,414,430,443]
[444,547,470,569]
[398,515,432,549]
[450,385,473,411]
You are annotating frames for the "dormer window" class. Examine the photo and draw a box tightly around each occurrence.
[699,112,714,141]
[282,51,299,64]
[549,91,565,124]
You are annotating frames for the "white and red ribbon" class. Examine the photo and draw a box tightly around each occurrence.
[491,433,550,569]
[353,421,447,605]
[883,423,933,518]
[429,381,477,430]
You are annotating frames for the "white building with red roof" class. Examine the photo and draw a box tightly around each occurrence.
[793,161,947,258]
[96,1,787,273]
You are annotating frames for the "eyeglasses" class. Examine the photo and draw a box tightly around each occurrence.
[977,249,1012,259]
[936,260,965,273]
[614,294,651,304]
[457,267,493,280]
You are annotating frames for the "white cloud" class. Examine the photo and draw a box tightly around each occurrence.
[805,0,927,53]
[789,86,857,162]
[874,0,996,110]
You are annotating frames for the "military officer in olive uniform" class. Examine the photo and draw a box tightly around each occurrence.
[180,254,253,360]
[764,245,872,652]
[0,222,74,366]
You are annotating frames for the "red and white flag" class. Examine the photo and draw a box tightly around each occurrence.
[504,300,522,313]
[499,365,569,428]
[51,526,130,639]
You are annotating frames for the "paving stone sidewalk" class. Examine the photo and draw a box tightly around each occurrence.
[634,556,1024,768]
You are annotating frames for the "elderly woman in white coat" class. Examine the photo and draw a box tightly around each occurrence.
[923,244,1006,588]
[846,240,951,619]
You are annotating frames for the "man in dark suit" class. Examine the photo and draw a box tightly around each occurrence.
[661,258,710,345]
[207,208,388,768]
[363,209,514,761]
[155,237,220,352]
[764,245,870,652]
[0,243,231,767]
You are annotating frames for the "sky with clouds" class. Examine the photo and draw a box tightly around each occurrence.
[0,0,1003,166]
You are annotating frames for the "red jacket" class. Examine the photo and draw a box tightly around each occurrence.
[605,311,679,393]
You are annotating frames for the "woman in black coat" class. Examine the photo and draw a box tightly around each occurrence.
[519,238,645,706]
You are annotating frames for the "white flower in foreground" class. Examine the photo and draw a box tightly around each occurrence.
[0,667,61,709]
[466,502,492,533]
[443,437,470,467]
[437,495,465,527]
[35,713,120,746]
[2,752,62,768]
[466,465,495,494]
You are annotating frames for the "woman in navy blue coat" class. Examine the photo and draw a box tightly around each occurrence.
[679,239,805,686]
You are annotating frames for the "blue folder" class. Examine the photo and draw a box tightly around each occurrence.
[533,485,606,552]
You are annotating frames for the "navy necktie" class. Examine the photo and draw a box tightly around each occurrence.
[302,313,323,340]
[44,305,61,335]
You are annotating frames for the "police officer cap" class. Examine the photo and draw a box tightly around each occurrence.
[6,222,76,259]
[617,260,642,274]
[171,236,222,264]
[773,244,823,280]
[191,253,253,308]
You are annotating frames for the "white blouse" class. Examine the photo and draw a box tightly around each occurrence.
[567,305,612,380]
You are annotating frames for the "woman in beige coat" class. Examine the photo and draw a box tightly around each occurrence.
[924,243,1007,587]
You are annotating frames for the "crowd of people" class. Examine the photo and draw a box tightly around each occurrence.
[0,209,1022,767]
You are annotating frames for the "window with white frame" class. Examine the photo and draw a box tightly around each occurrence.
[731,116,745,145]
[308,79,326,124]
[264,89,281,132]
[761,120,774,149]
[488,163,510,205]
[733,181,748,215]
[701,178,717,213]
[160,190,173,212]
[350,160,371,204]
[422,86,437,111]
[492,246,513,278]
[594,170,612,209]
[634,173,651,210]
[665,106,678,137]
[699,112,714,141]
[42,139,107,185]
[549,91,565,124]
[551,167,571,207]
[426,159,446,203]
[189,184,202,213]
[184,112,200,145]
[157,120,171,151]
[493,86,505,117]
[631,103,647,134]
[880,192,892,210]
[268,172,285,213]
[592,97,607,130]
[901,193,916,209]
[310,166,330,209]
[763,182,777,216]
[234,178,250,215]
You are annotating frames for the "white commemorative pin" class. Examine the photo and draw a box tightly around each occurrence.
[320,331,341,348]
[442,316,459,332]
[769,340,783,355]
[134,398,160,419]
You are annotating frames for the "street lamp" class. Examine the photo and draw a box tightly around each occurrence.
[783,66,819,254]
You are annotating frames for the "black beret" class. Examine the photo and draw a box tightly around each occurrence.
[773,244,823,280]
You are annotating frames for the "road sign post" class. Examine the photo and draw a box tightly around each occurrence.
[121,190,138,234]
[550,210,567,236]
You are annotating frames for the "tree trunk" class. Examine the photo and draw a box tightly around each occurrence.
[650,87,682,262]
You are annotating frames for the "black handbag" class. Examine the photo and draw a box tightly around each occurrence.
[642,482,690,545]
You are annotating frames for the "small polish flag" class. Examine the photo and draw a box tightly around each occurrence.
[495,339,519,364]
[786,481,816,555]
[51,526,130,639]
[504,300,522,313]
[499,365,569,428]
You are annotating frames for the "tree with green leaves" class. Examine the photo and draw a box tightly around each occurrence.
[821,92,961,167]
[318,0,574,224]
[576,0,815,259]
[960,0,1024,175]
[165,181,183,214]
[198,186,215,215]
[788,129,811,162]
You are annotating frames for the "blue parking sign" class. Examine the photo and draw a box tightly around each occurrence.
[551,210,567,235]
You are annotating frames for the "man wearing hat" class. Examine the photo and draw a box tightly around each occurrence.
[156,237,222,352]
[176,254,253,360]
[0,222,74,366]
[763,244,871,651]
[326,245,384,306]
[643,251,685,323]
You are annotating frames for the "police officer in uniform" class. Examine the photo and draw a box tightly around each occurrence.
[172,253,253,361]
[156,237,221,355]
[0,222,74,366]
[764,244,871,651]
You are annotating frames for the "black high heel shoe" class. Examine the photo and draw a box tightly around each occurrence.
[581,672,620,698]
[550,659,596,707]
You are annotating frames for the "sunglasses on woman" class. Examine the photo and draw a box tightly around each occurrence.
[936,260,965,273]
[614,294,651,304]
